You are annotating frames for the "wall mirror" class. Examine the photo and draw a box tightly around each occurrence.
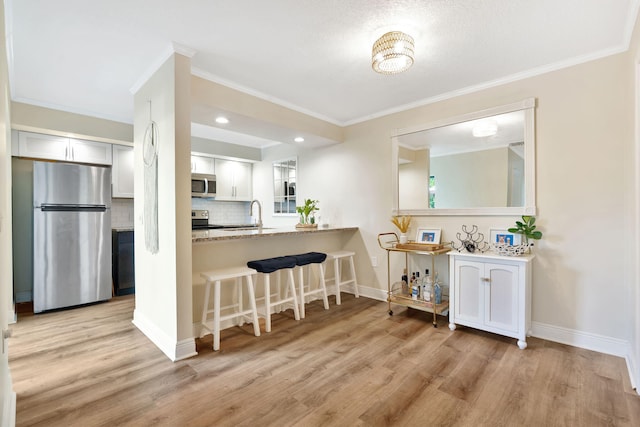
[392,98,536,216]
[273,157,297,215]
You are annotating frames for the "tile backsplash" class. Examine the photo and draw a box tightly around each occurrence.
[191,199,252,225]
[111,198,253,228]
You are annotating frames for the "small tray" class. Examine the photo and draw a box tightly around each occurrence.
[395,242,447,251]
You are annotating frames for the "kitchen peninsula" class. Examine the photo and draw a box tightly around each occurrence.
[192,226,360,327]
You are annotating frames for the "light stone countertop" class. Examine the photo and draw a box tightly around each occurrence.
[192,226,358,243]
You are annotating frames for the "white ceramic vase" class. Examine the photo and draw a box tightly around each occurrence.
[399,234,408,244]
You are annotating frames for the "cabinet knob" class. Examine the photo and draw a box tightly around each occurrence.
[482,277,490,282]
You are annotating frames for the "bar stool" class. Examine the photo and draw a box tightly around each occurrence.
[200,266,260,351]
[324,251,359,305]
[247,256,300,333]
[291,252,329,318]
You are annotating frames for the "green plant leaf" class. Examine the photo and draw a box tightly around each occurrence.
[507,227,520,233]
[528,216,536,226]
[531,231,543,239]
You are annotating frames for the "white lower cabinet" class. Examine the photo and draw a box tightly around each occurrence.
[112,145,134,198]
[448,252,534,349]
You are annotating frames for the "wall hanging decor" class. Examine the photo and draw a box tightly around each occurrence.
[143,101,159,254]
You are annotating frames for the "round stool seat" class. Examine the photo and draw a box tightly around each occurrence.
[248,256,297,273]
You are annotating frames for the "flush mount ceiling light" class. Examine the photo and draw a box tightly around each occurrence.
[472,120,498,138]
[372,31,415,75]
[215,116,229,124]
[294,137,305,143]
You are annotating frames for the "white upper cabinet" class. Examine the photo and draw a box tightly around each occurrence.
[69,138,113,165]
[214,158,252,201]
[112,145,134,198]
[191,155,215,175]
[16,131,112,165]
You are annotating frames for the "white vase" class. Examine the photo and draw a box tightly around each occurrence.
[399,234,408,244]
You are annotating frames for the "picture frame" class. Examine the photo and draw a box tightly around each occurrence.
[489,228,521,246]
[415,228,441,244]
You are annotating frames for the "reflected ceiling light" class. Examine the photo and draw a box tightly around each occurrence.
[372,31,415,75]
[215,116,229,124]
[472,121,498,138]
[294,137,305,143]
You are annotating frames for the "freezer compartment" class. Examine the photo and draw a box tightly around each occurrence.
[33,161,111,207]
[33,208,112,313]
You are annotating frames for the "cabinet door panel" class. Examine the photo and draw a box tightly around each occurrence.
[455,261,483,324]
[214,158,252,200]
[18,132,68,161]
[485,263,519,333]
[233,161,252,200]
[69,138,112,165]
[191,155,215,174]
[112,145,134,198]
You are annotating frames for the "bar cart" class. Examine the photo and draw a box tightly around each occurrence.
[377,232,451,327]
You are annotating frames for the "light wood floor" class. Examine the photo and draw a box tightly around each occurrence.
[8,294,640,426]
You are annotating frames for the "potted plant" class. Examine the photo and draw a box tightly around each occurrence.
[508,215,543,249]
[391,215,412,243]
[296,199,319,228]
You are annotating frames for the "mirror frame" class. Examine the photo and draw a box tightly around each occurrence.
[272,156,298,216]
[392,98,536,216]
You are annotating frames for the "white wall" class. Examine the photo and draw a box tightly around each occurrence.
[132,52,195,361]
[0,0,15,422]
[399,148,429,210]
[431,147,508,208]
[337,51,636,364]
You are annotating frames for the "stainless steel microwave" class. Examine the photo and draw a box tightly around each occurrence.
[191,173,216,198]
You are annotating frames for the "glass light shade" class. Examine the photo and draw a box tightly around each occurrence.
[372,31,415,74]
[472,121,498,137]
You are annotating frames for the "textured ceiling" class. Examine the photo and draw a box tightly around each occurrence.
[6,0,639,146]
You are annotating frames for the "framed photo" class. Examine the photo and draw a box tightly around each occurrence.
[416,228,441,244]
[489,228,521,246]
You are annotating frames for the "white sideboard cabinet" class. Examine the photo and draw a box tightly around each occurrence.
[448,252,534,349]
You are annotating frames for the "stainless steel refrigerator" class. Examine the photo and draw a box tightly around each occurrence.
[33,161,112,313]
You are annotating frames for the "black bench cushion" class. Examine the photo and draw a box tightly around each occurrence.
[290,252,327,266]
[247,256,297,273]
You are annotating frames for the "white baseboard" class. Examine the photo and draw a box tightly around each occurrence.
[531,321,630,357]
[625,351,638,391]
[132,309,197,362]
[1,390,16,427]
[350,284,387,302]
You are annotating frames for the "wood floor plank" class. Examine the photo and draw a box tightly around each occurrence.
[8,294,640,426]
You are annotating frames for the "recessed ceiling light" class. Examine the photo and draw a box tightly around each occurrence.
[294,137,305,143]
[215,116,229,124]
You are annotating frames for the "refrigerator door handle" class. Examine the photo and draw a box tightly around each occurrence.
[40,204,107,212]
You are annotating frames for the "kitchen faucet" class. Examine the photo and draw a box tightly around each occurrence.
[249,199,263,228]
